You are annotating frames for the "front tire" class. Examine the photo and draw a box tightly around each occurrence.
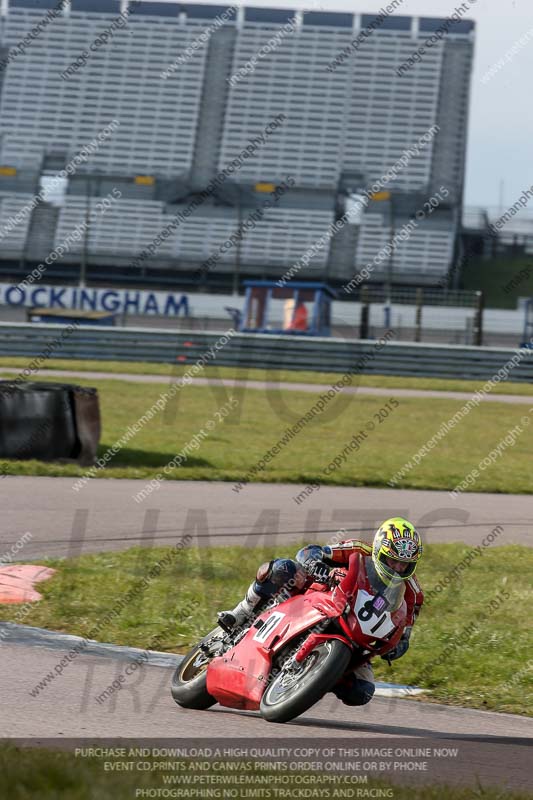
[171,627,222,710]
[260,639,351,723]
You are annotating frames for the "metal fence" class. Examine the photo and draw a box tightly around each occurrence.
[1,322,533,382]
[356,286,479,307]
[355,286,484,346]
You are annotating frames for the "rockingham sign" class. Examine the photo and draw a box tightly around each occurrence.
[0,283,189,317]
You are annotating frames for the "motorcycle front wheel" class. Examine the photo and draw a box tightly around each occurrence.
[260,639,351,723]
[171,626,223,710]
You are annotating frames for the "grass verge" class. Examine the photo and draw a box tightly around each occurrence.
[0,374,532,493]
[1,543,531,716]
[2,745,530,800]
[2,355,533,395]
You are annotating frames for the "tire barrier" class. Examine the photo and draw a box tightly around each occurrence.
[0,380,100,467]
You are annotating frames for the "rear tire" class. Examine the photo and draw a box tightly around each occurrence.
[171,627,222,710]
[260,639,351,723]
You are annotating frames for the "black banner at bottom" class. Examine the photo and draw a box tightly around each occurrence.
[2,737,532,798]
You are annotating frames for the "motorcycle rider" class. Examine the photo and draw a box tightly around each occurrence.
[218,517,424,707]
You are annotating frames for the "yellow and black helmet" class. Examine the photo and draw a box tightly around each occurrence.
[372,517,423,586]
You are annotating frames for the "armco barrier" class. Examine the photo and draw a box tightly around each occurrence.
[1,322,533,382]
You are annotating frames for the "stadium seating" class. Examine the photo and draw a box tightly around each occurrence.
[0,2,476,285]
[355,211,457,280]
[53,197,332,273]
[0,193,34,254]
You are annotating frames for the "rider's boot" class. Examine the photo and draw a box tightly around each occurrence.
[217,558,306,631]
[217,582,263,630]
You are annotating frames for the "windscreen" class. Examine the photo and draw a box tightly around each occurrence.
[365,557,406,612]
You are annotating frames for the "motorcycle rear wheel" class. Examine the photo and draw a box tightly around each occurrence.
[260,639,351,723]
[171,627,222,710]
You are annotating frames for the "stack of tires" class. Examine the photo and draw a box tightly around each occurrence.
[0,382,100,467]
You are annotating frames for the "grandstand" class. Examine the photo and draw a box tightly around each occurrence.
[0,0,476,290]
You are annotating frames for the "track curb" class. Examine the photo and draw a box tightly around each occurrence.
[0,622,426,696]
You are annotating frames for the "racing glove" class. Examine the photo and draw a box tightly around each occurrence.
[383,626,412,662]
[307,561,331,583]
[295,545,331,583]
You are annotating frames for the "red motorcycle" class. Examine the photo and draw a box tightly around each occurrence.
[171,553,408,723]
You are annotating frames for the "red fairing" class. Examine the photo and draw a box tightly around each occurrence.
[206,646,271,710]
[405,574,424,625]
[206,588,341,710]
[206,553,409,711]
[338,551,359,599]
[342,554,408,655]
[329,540,423,627]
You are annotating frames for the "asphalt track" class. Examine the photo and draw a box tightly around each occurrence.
[0,628,531,791]
[1,477,532,561]
[2,366,533,405]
